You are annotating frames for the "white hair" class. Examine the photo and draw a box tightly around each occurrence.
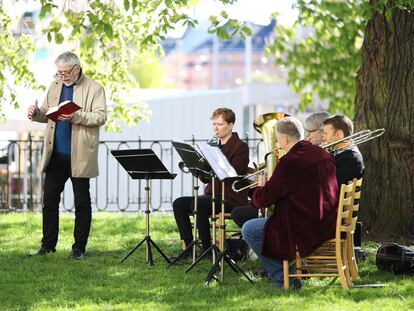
[55,51,81,67]
[305,111,330,131]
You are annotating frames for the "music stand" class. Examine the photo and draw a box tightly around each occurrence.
[111,149,176,265]
[168,141,212,266]
[190,142,253,284]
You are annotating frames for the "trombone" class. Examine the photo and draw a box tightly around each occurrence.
[321,128,385,153]
[232,128,385,192]
[231,148,279,192]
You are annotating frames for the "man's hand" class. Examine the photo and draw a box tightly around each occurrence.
[258,171,267,187]
[58,112,75,121]
[27,100,38,119]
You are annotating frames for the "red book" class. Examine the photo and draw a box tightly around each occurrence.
[46,100,81,122]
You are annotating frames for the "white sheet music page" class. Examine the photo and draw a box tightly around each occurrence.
[195,142,238,181]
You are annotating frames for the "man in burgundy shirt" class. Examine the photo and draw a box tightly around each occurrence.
[173,108,249,256]
[242,116,338,289]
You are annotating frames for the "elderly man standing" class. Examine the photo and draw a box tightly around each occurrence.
[242,116,339,289]
[27,51,107,260]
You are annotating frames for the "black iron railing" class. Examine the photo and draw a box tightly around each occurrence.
[0,134,263,212]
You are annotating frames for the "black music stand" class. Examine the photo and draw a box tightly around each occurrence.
[111,149,176,265]
[169,141,212,266]
[189,142,253,284]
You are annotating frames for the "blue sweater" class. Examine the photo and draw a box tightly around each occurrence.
[53,84,73,156]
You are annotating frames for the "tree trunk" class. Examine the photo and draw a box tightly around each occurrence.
[355,2,414,238]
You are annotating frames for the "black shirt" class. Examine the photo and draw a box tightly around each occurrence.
[332,146,365,186]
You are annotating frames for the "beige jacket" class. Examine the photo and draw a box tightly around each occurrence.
[32,73,107,178]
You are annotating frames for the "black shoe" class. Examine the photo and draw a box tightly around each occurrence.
[253,267,269,278]
[69,248,84,260]
[27,247,56,257]
[200,248,213,260]
[169,248,193,262]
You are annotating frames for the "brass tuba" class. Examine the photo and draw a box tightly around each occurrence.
[231,112,288,193]
[253,112,288,180]
[253,112,288,216]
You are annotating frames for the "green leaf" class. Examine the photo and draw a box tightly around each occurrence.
[124,0,130,11]
[385,8,392,21]
[104,24,113,38]
[54,32,64,44]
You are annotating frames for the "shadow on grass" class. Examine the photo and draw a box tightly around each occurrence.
[2,244,414,310]
[2,213,414,310]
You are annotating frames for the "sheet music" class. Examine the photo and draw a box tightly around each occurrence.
[195,142,238,181]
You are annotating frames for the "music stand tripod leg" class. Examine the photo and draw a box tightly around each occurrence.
[119,236,147,263]
[223,253,253,283]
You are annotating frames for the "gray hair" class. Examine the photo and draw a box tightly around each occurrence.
[55,51,81,67]
[276,116,304,141]
[305,112,330,131]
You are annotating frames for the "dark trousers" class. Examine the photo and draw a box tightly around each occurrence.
[231,205,259,228]
[173,195,231,249]
[41,155,91,252]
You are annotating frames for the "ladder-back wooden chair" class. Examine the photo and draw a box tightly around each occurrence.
[282,181,355,290]
[347,177,363,283]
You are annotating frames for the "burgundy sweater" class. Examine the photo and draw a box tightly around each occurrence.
[250,140,339,261]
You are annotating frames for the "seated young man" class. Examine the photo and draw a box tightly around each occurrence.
[242,116,339,288]
[322,114,365,186]
[172,108,249,257]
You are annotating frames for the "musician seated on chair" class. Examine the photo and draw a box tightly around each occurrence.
[322,115,365,187]
[304,111,330,145]
[173,108,250,257]
[231,111,331,229]
[241,116,339,289]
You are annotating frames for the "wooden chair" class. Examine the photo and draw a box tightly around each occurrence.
[347,178,363,283]
[214,212,241,252]
[282,181,355,290]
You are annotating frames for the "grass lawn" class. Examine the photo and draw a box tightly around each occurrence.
[0,212,413,311]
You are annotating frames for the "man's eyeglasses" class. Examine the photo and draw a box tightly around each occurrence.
[305,128,319,134]
[54,65,78,79]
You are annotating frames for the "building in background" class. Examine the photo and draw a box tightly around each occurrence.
[162,20,286,89]
[1,4,328,211]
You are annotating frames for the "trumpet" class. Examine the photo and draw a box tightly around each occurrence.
[231,148,280,192]
[321,128,385,153]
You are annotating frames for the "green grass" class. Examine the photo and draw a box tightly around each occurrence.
[0,212,413,311]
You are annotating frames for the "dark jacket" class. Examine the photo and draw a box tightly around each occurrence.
[250,140,339,261]
[332,146,364,186]
[204,132,249,207]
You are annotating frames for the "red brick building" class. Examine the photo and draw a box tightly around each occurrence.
[162,20,286,89]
